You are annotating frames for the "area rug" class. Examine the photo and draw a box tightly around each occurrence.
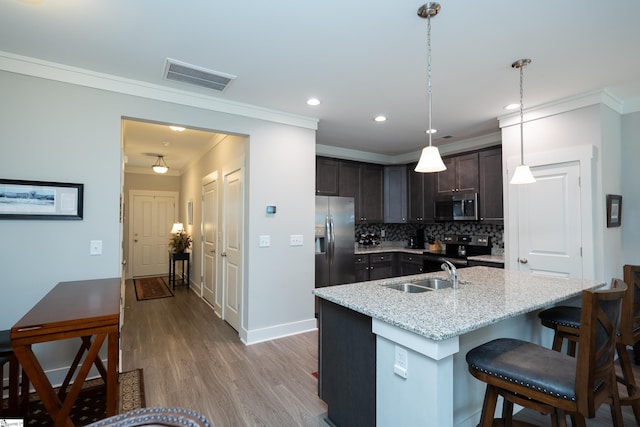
[25,369,145,426]
[134,276,173,301]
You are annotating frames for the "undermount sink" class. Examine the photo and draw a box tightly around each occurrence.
[384,277,455,293]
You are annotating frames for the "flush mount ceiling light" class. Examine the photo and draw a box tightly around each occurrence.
[414,2,447,173]
[151,155,169,174]
[510,58,536,185]
[307,98,321,106]
[374,115,387,122]
[169,126,185,132]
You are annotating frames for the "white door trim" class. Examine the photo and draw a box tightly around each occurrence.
[506,145,595,279]
[127,189,179,279]
[201,171,221,313]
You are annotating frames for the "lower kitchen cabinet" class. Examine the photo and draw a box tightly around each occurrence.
[318,298,375,427]
[399,253,424,276]
[355,253,395,281]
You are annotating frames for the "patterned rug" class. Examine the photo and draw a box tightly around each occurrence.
[24,369,145,426]
[134,276,173,301]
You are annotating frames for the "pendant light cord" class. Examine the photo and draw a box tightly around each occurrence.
[427,14,433,148]
[519,63,525,165]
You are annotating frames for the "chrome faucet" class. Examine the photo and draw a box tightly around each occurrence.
[441,259,458,289]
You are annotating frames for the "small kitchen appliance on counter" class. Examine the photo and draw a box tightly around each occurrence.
[422,234,490,272]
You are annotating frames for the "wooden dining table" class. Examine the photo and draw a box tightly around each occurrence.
[11,277,121,427]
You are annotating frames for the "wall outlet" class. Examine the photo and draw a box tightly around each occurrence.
[290,234,303,246]
[394,345,408,379]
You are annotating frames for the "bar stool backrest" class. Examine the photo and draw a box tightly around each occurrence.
[576,279,626,418]
[621,265,640,345]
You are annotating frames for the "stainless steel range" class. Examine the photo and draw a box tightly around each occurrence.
[422,234,491,273]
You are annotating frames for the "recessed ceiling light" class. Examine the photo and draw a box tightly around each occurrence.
[425,129,437,134]
[504,103,520,110]
[169,126,185,132]
[307,98,320,106]
[374,116,387,122]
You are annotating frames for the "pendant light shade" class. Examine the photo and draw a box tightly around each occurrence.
[509,58,536,185]
[415,146,446,172]
[415,2,446,174]
[152,155,169,174]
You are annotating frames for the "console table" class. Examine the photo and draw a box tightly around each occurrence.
[11,277,120,426]
[169,252,190,290]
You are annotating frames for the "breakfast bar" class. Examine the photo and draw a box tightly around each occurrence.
[313,267,605,427]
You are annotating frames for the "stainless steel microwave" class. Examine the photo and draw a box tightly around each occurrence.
[434,193,478,221]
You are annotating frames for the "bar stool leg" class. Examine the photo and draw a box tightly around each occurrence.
[616,343,640,424]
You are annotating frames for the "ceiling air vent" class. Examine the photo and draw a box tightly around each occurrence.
[164,58,236,92]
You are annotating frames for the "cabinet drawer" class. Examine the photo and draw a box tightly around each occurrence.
[398,253,422,264]
[354,255,369,265]
[370,253,393,264]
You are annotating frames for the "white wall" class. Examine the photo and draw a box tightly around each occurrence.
[621,112,640,265]
[0,61,317,377]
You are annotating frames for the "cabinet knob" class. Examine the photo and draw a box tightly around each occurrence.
[518,257,528,264]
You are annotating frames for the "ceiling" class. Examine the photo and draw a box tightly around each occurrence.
[2,0,640,171]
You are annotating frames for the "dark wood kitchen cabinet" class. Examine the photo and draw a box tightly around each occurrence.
[407,162,435,223]
[316,157,340,195]
[339,161,383,223]
[354,253,394,281]
[399,253,424,276]
[318,299,376,427]
[435,152,479,196]
[478,147,504,222]
[383,165,407,223]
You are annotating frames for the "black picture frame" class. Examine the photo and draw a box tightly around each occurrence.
[606,194,622,228]
[0,179,84,220]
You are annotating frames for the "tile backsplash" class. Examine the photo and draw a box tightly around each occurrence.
[355,222,504,250]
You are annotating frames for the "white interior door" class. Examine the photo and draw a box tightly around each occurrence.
[130,191,178,277]
[202,178,220,311]
[514,161,582,278]
[222,165,243,332]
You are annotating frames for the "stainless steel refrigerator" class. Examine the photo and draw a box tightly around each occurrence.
[315,196,355,287]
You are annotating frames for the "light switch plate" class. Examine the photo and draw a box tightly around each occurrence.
[90,240,102,255]
[290,235,303,246]
[259,235,270,247]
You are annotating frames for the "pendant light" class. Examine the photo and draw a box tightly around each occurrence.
[415,2,446,173]
[509,59,536,184]
[152,155,169,174]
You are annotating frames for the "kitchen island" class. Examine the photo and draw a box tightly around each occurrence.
[312,267,604,427]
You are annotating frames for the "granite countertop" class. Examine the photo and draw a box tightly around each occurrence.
[312,267,604,341]
[467,254,505,264]
[354,244,505,264]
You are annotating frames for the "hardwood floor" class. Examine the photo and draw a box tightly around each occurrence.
[121,280,640,426]
[120,280,329,426]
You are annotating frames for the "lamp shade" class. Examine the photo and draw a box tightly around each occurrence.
[170,223,184,234]
[510,164,536,184]
[415,146,446,173]
[152,156,169,174]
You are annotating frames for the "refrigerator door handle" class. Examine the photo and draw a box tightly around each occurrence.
[325,215,332,262]
[328,214,335,264]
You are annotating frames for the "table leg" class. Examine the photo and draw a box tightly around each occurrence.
[12,344,73,427]
[58,336,108,400]
[106,330,119,416]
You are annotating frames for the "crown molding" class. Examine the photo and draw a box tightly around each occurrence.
[0,50,319,131]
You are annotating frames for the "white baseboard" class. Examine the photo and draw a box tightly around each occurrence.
[242,318,318,345]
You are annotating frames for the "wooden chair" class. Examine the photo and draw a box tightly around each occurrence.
[0,329,29,417]
[466,282,626,427]
[539,271,640,423]
[624,265,640,365]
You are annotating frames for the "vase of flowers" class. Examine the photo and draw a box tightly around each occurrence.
[169,230,192,253]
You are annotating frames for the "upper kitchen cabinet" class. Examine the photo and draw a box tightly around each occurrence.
[383,165,407,223]
[407,162,435,223]
[339,161,384,223]
[478,147,504,223]
[435,152,479,196]
[316,157,340,195]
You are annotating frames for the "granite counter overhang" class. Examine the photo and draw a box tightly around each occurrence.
[312,266,605,342]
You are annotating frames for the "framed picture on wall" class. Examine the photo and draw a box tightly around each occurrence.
[0,179,84,220]
[606,194,622,228]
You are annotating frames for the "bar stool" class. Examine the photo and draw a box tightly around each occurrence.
[0,329,29,417]
[539,270,640,423]
[466,281,626,426]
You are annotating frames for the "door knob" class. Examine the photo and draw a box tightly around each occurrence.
[134,239,138,243]
[518,257,528,264]
[221,252,227,257]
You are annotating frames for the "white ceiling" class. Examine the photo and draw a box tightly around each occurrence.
[2,0,640,170]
